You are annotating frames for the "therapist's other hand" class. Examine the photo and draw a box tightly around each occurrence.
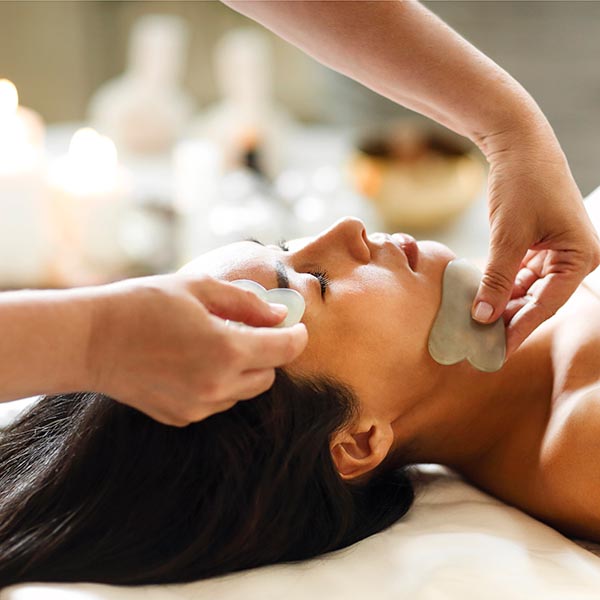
[87,274,308,426]
[472,123,600,358]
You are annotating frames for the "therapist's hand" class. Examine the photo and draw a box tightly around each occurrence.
[472,121,600,358]
[86,274,308,426]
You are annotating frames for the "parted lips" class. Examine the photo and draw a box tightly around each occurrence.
[428,259,506,373]
[227,279,306,329]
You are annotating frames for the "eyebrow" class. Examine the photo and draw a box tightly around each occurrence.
[245,237,290,289]
[275,260,289,289]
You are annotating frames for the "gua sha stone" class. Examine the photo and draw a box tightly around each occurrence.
[227,279,305,329]
[428,259,506,373]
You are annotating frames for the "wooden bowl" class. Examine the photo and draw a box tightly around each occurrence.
[350,126,487,230]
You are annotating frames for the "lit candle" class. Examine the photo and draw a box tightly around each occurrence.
[49,128,132,278]
[0,79,51,288]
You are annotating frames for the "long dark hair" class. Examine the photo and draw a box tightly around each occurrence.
[0,370,415,586]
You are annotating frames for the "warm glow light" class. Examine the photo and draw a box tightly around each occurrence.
[0,79,37,175]
[51,128,120,196]
[69,128,118,169]
[0,79,19,119]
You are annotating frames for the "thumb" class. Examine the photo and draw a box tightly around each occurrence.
[472,239,528,323]
[191,278,288,327]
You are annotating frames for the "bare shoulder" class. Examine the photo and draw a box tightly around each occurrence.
[543,386,600,471]
[537,385,600,539]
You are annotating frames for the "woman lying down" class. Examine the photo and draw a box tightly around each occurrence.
[1,216,599,586]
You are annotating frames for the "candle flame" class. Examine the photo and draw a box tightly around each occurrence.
[69,128,118,167]
[0,79,38,175]
[0,79,19,119]
[56,128,120,195]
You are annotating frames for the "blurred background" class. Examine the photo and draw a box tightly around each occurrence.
[0,0,598,289]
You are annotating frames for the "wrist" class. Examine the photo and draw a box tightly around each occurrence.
[471,90,558,162]
[34,285,117,396]
[46,288,99,395]
[81,276,162,399]
[81,280,131,397]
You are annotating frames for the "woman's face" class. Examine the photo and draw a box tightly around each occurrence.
[182,217,455,423]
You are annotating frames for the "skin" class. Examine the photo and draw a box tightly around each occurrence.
[0,0,598,438]
[182,216,454,428]
[3,0,598,429]
[224,0,600,357]
[183,216,600,542]
[182,218,453,466]
[0,276,307,426]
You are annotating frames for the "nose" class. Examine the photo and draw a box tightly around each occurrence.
[299,216,371,264]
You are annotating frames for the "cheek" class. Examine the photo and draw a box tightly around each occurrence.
[350,281,438,371]
[289,274,438,380]
[319,273,418,349]
[346,277,432,343]
[328,295,401,370]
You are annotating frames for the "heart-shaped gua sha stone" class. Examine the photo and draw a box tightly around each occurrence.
[227,279,305,329]
[428,259,506,373]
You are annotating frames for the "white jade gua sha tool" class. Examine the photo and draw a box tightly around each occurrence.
[227,279,305,329]
[428,259,506,373]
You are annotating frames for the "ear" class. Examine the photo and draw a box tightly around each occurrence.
[330,421,394,481]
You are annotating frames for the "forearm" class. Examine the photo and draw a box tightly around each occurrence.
[223,0,551,153]
[0,288,95,402]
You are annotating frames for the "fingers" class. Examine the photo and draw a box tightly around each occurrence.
[510,269,536,300]
[502,297,528,325]
[230,368,277,400]
[141,393,240,427]
[147,365,286,427]
[504,270,580,357]
[151,303,307,426]
[186,276,288,327]
[158,369,276,427]
[229,322,309,369]
[168,369,277,426]
[505,301,548,359]
[473,236,529,324]
[511,250,548,299]
[191,322,307,418]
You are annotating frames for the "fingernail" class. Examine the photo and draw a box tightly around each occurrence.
[473,301,494,322]
[270,303,288,317]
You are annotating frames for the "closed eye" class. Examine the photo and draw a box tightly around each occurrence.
[275,238,329,298]
[245,236,328,298]
[310,269,330,298]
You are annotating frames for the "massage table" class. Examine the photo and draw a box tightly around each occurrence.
[2,187,600,600]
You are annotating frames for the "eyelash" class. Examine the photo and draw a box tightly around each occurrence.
[311,269,331,297]
[277,238,330,297]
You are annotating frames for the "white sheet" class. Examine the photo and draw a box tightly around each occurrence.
[2,187,600,599]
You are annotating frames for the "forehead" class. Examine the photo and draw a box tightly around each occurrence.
[179,237,372,383]
[179,239,323,375]
[180,241,276,286]
[180,237,314,284]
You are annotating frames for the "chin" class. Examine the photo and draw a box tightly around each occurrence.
[417,240,456,275]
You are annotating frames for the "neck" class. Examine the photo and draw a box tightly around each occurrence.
[392,322,555,472]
